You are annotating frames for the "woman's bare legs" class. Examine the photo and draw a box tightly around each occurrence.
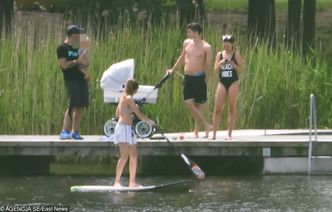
[226,82,239,140]
[211,83,227,140]
[128,144,140,187]
[114,143,129,187]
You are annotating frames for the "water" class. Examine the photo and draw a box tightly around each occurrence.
[1,175,332,212]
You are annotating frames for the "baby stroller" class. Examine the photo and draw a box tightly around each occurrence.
[100,59,170,139]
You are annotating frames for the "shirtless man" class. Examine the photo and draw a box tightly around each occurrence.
[167,23,213,138]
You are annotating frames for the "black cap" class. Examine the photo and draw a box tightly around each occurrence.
[66,25,81,36]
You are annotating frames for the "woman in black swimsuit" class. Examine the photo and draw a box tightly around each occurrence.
[211,35,243,140]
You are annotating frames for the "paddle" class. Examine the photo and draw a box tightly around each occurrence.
[157,127,205,180]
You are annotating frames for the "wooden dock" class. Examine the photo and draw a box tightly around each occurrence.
[0,129,332,175]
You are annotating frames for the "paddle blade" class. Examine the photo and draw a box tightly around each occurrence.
[181,154,205,180]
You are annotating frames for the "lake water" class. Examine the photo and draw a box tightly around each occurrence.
[1,175,332,212]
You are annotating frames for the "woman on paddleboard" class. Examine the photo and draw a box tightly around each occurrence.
[113,79,155,187]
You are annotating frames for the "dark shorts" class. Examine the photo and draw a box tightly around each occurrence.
[183,74,207,104]
[65,79,89,108]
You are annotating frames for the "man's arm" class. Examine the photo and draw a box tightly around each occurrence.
[214,52,222,72]
[204,44,213,82]
[167,40,187,73]
[58,58,78,70]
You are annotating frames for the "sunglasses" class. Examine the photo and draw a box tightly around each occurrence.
[222,35,234,42]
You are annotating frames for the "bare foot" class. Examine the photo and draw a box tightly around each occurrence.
[129,183,142,188]
[204,124,212,138]
[193,131,199,138]
[113,182,123,187]
[225,136,232,141]
[209,130,217,140]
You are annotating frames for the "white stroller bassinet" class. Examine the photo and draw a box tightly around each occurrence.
[100,59,158,139]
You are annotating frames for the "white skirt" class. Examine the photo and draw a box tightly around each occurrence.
[114,122,137,145]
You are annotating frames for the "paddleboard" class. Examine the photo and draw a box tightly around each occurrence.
[70,180,192,193]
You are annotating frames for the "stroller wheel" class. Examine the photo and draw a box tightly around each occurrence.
[134,121,155,138]
[104,119,118,137]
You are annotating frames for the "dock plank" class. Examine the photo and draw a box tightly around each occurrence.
[0,129,331,157]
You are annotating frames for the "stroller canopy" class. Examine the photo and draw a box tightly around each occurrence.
[100,58,158,104]
[100,59,134,90]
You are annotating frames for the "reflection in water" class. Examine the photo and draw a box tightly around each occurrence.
[109,191,136,204]
[0,176,332,211]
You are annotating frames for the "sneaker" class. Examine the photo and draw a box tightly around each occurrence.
[59,129,71,140]
[71,131,83,140]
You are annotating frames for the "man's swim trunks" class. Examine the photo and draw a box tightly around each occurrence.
[183,71,207,104]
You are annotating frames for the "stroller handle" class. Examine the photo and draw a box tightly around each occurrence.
[137,72,171,107]
[137,98,146,106]
[154,72,171,89]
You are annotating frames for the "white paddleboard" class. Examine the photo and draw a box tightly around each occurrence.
[71,180,191,192]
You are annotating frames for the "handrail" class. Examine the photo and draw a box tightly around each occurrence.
[308,93,317,176]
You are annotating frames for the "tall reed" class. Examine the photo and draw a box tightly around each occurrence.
[237,42,332,129]
[0,13,331,134]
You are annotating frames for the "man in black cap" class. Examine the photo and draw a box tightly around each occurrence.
[56,25,90,140]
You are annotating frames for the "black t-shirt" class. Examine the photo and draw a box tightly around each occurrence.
[56,43,84,81]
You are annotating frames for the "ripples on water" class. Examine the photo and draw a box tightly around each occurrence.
[0,175,332,211]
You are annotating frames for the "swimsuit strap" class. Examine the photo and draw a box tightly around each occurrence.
[220,51,237,65]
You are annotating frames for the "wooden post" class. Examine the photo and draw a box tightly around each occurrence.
[176,0,205,25]
[247,0,276,48]
[303,0,316,56]
[0,0,14,38]
[286,0,302,50]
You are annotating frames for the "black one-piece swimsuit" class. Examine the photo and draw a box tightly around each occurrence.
[219,52,239,90]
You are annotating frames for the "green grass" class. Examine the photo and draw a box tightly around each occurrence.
[1,14,331,135]
[238,44,332,129]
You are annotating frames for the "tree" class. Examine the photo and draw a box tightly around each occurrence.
[247,0,276,48]
[286,0,302,50]
[0,0,14,37]
[303,0,316,56]
[176,0,205,26]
